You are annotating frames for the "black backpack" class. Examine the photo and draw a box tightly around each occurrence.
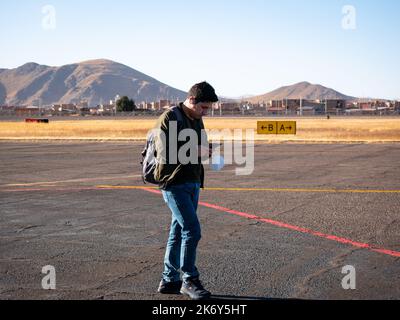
[140,106,184,184]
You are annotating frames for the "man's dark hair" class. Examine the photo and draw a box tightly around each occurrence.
[188,81,219,103]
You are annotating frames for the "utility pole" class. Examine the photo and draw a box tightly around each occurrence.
[325,99,328,115]
[285,97,288,116]
[300,97,303,116]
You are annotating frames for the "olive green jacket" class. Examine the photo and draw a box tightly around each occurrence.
[154,103,207,189]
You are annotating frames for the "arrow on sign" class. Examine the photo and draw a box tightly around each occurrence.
[261,125,275,130]
[279,125,293,131]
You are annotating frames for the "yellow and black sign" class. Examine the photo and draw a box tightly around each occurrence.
[257,121,296,135]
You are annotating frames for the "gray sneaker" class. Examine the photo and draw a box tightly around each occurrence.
[180,278,211,300]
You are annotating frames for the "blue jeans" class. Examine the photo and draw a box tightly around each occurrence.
[161,182,201,282]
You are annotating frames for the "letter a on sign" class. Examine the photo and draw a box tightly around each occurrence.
[277,121,296,135]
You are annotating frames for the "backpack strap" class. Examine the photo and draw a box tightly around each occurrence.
[169,105,184,129]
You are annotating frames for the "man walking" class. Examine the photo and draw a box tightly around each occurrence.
[154,82,218,300]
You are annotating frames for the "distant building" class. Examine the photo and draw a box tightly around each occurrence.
[266,107,286,115]
[15,106,40,116]
[141,102,153,110]
[78,107,90,115]
[301,100,325,115]
[284,99,301,112]
[325,99,346,114]
[0,106,16,115]
[220,102,240,112]
[89,107,100,115]
[138,101,147,109]
[98,104,114,115]
[51,103,77,115]
[269,100,284,109]
[76,100,89,115]
[274,99,301,115]
[345,109,363,115]
[298,106,316,115]
[159,100,171,109]
[151,102,160,110]
[358,101,374,110]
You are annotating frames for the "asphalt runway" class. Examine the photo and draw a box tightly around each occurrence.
[0,142,400,300]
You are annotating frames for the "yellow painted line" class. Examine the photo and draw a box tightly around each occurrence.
[204,187,400,193]
[96,185,400,194]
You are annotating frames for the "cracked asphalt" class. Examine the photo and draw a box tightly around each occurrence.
[0,142,399,300]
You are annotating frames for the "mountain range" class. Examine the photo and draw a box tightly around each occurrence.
[0,59,186,106]
[0,59,358,106]
[247,81,356,103]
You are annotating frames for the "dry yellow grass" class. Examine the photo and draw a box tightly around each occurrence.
[0,117,399,142]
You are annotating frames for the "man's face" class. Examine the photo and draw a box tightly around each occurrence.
[188,97,213,119]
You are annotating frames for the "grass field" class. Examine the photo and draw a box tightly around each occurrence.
[1,117,400,142]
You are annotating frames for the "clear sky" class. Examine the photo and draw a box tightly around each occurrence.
[1,0,399,99]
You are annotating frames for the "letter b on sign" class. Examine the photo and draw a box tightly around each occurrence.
[341,265,356,290]
[42,265,56,290]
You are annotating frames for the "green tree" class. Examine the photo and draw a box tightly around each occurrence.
[116,96,136,112]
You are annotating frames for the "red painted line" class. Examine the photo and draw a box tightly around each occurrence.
[139,187,400,258]
[140,187,163,195]
[4,185,400,258]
